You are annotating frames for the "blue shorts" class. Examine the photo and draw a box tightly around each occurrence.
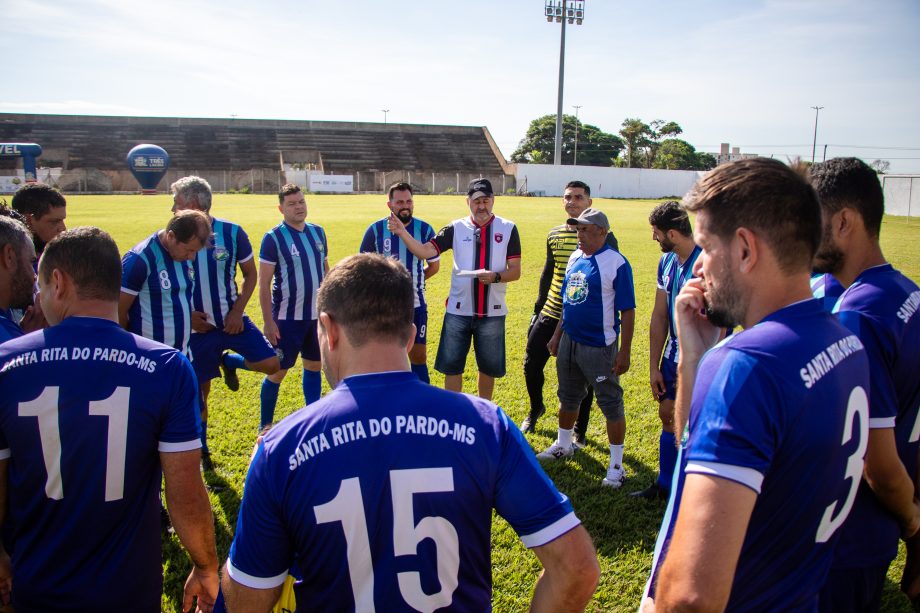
[435,313,506,378]
[414,306,428,346]
[659,356,678,401]
[274,318,321,370]
[188,315,276,382]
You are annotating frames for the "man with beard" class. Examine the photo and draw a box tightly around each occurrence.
[630,201,701,501]
[0,215,35,342]
[521,181,619,443]
[220,253,599,612]
[360,182,440,382]
[809,157,920,612]
[643,158,871,611]
[388,179,521,400]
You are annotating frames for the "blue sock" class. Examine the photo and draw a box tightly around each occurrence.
[303,369,321,405]
[260,378,281,428]
[657,431,677,490]
[223,352,247,371]
[200,421,208,454]
[411,363,430,384]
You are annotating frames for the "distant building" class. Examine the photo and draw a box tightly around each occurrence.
[717,143,759,166]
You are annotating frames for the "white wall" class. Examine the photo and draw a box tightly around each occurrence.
[514,164,704,199]
[882,175,919,218]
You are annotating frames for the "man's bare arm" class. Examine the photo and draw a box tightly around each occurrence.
[220,564,283,613]
[530,525,600,612]
[864,428,920,537]
[387,213,439,260]
[118,292,135,329]
[649,290,669,398]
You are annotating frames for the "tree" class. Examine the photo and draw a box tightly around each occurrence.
[645,120,683,168]
[870,159,891,174]
[618,118,651,168]
[511,114,624,166]
[653,139,717,171]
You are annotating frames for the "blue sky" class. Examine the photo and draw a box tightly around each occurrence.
[3,0,918,172]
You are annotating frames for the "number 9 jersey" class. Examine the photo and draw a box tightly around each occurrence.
[0,316,202,612]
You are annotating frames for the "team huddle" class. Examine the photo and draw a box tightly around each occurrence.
[0,156,918,612]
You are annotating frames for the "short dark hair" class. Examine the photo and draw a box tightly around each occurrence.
[683,158,821,273]
[809,157,884,238]
[279,183,302,203]
[39,227,121,302]
[649,200,692,236]
[11,183,66,219]
[0,215,31,254]
[566,180,591,197]
[317,253,414,347]
[0,201,27,226]
[388,182,413,200]
[166,210,211,244]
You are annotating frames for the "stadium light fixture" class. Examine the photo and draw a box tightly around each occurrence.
[382,109,390,125]
[810,105,823,163]
[545,0,586,166]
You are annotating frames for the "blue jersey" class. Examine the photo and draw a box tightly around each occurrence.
[259,222,327,321]
[811,272,845,312]
[121,232,196,355]
[0,317,201,612]
[824,264,920,569]
[226,371,579,611]
[192,217,253,329]
[646,299,870,610]
[656,246,701,361]
[0,309,22,344]
[561,244,635,347]
[360,217,439,308]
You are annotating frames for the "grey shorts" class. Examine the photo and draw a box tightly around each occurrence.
[556,332,624,420]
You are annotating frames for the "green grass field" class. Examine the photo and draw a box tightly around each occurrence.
[64,193,920,612]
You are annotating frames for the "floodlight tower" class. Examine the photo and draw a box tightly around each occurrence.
[573,105,582,165]
[545,0,585,166]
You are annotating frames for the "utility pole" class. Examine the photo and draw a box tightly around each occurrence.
[382,109,390,125]
[811,106,823,163]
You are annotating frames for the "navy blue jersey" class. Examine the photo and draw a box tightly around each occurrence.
[259,222,327,321]
[0,309,22,344]
[192,217,253,329]
[811,272,845,312]
[0,317,201,612]
[561,244,635,347]
[121,232,195,355]
[227,371,578,611]
[656,246,701,361]
[360,217,438,308]
[826,264,920,569]
[646,299,870,610]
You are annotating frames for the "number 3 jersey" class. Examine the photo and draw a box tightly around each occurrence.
[227,371,579,611]
[646,299,870,610]
[0,317,202,612]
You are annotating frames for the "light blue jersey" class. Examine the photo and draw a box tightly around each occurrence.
[560,245,635,347]
[259,222,327,321]
[656,246,701,361]
[121,232,195,355]
[192,218,253,329]
[360,217,438,308]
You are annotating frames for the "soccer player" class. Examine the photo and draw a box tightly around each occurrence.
[537,208,636,489]
[170,176,280,465]
[522,180,620,443]
[643,158,871,611]
[388,178,521,400]
[258,183,328,428]
[631,201,700,500]
[0,215,35,343]
[119,210,212,357]
[810,157,920,611]
[10,182,66,256]
[359,181,439,383]
[221,253,599,611]
[0,227,218,612]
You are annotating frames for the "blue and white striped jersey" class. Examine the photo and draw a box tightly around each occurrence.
[360,217,438,308]
[121,232,195,355]
[259,222,327,321]
[561,244,635,347]
[191,217,253,329]
[656,246,701,361]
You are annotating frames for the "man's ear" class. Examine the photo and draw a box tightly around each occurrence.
[0,244,16,271]
[319,312,338,350]
[734,227,759,274]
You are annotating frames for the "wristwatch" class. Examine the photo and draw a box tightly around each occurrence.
[493,272,501,284]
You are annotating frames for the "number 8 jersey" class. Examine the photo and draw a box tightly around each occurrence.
[227,371,579,611]
[646,299,870,610]
[0,317,202,612]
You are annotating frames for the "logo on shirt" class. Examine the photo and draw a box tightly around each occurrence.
[314,241,325,253]
[495,233,504,243]
[565,271,588,305]
[158,270,172,290]
[214,247,229,261]
[290,244,301,257]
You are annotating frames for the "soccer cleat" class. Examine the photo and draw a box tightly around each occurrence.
[520,407,545,434]
[220,350,240,392]
[537,440,576,461]
[573,432,587,449]
[628,482,668,500]
[602,464,626,488]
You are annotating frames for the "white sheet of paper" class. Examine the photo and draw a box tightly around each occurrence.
[454,269,489,278]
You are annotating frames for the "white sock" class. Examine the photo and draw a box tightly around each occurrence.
[609,444,624,468]
[558,427,574,448]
